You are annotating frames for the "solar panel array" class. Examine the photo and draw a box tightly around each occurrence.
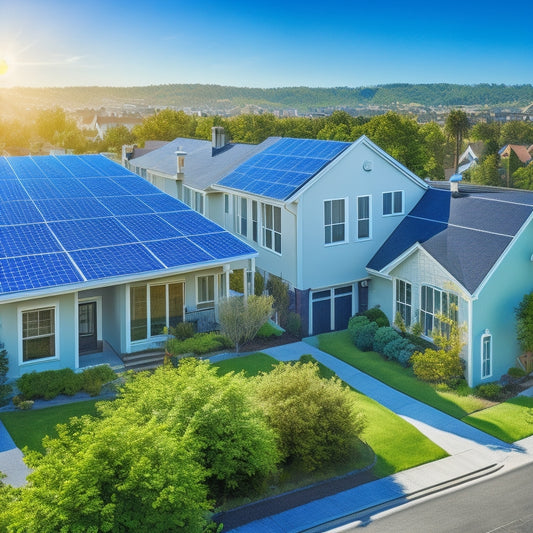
[0,154,256,296]
[217,137,350,200]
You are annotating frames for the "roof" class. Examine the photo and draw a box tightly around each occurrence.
[129,137,280,191]
[367,183,533,294]
[0,155,256,298]
[216,137,351,201]
[499,144,533,164]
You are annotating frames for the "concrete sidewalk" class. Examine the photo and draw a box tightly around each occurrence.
[225,341,533,532]
[0,421,30,487]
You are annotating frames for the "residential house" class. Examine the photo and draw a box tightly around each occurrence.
[457,141,486,174]
[0,154,256,381]
[367,179,533,387]
[499,144,533,186]
[213,136,429,335]
[92,114,144,140]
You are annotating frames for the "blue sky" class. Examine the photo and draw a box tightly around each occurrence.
[0,0,531,88]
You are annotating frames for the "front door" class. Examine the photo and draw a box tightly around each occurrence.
[79,301,97,354]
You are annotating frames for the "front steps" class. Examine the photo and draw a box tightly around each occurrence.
[121,350,166,372]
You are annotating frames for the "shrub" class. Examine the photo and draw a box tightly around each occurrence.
[394,311,407,334]
[362,307,390,328]
[476,383,502,401]
[348,315,370,344]
[355,321,379,351]
[0,347,12,406]
[17,368,82,400]
[411,348,464,385]
[286,312,302,337]
[508,367,527,378]
[516,292,533,352]
[404,332,437,352]
[254,271,265,296]
[373,327,401,355]
[256,321,283,339]
[165,332,233,356]
[383,337,415,367]
[266,275,290,327]
[410,321,423,337]
[80,365,117,396]
[170,321,195,341]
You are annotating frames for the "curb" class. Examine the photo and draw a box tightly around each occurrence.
[301,462,503,532]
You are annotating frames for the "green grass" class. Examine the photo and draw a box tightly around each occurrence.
[213,353,279,377]
[0,400,100,453]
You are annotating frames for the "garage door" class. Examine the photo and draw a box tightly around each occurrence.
[311,285,353,335]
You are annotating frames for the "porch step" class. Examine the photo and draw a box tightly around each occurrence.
[121,350,166,372]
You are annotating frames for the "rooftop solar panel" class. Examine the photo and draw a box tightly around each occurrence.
[160,210,223,236]
[51,178,92,198]
[117,214,182,241]
[0,201,44,226]
[78,154,132,176]
[97,195,155,215]
[20,178,65,200]
[81,177,131,197]
[6,157,46,179]
[0,180,30,201]
[0,159,17,179]
[190,232,256,259]
[111,175,163,195]
[54,155,104,178]
[145,238,213,267]
[34,198,112,221]
[0,224,62,258]
[139,194,189,212]
[31,156,74,178]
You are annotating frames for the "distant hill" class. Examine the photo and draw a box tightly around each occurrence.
[1,83,532,112]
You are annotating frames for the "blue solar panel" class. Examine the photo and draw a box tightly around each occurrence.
[34,198,112,221]
[20,178,65,200]
[0,201,44,226]
[98,195,155,215]
[0,224,62,258]
[111,175,163,195]
[48,218,137,250]
[0,253,83,294]
[0,159,17,179]
[51,178,92,198]
[32,156,74,178]
[53,155,104,177]
[70,244,165,280]
[160,210,223,235]
[81,177,131,197]
[139,194,189,212]
[6,157,46,179]
[78,154,131,176]
[145,238,213,267]
[117,214,182,241]
[190,232,256,259]
[0,180,30,201]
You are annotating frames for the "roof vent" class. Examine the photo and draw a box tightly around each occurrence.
[450,173,462,196]
[211,126,226,155]
[175,146,187,178]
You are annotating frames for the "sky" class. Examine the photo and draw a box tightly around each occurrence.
[0,0,531,89]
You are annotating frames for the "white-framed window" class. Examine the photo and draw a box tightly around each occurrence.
[262,204,281,254]
[395,279,412,328]
[420,285,458,336]
[224,194,230,214]
[130,282,184,342]
[324,198,346,245]
[197,275,215,310]
[357,195,371,240]
[481,330,492,379]
[21,306,58,363]
[252,200,258,243]
[383,191,403,216]
[183,186,205,214]
[236,197,248,237]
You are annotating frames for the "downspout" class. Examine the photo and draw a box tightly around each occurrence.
[467,296,474,388]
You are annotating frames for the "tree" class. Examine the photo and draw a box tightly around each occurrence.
[445,109,470,172]
[500,121,533,146]
[100,125,136,153]
[132,109,197,142]
[516,292,533,353]
[420,122,447,179]
[0,346,11,406]
[469,153,501,186]
[254,361,366,471]
[513,163,533,190]
[266,275,290,327]
[218,295,274,353]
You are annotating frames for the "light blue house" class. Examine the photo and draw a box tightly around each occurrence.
[368,181,533,386]
[0,154,256,381]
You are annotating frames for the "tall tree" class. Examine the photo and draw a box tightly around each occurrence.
[468,153,501,186]
[445,109,470,173]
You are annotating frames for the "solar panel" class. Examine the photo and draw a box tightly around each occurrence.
[53,155,104,177]
[0,180,30,201]
[116,214,182,241]
[0,159,17,179]
[145,238,213,267]
[0,201,44,226]
[0,224,62,258]
[19,178,65,200]
[190,232,256,259]
[31,156,74,178]
[51,178,92,198]
[0,253,84,294]
[48,218,137,250]
[70,244,165,280]
[112,175,163,195]
[34,198,112,221]
[138,194,189,212]
[160,210,222,236]
[81,177,131,197]
[78,154,131,176]
[6,157,46,179]
[98,195,156,215]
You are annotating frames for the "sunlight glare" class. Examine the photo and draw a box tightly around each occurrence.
[0,58,8,76]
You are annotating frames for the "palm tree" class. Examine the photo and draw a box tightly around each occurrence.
[445,109,470,173]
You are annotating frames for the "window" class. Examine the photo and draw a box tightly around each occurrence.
[197,275,215,309]
[130,282,184,342]
[357,195,371,240]
[262,204,281,254]
[481,331,492,378]
[252,200,258,243]
[395,279,412,328]
[383,191,403,215]
[236,197,248,237]
[22,307,56,362]
[324,198,346,244]
[224,194,230,214]
[420,286,458,336]
[183,186,204,214]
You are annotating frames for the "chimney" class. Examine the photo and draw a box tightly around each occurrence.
[175,146,186,179]
[450,173,462,196]
[211,126,226,155]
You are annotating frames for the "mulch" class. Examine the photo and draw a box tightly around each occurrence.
[239,332,303,353]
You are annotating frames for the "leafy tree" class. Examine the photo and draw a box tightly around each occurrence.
[516,292,533,353]
[500,121,533,146]
[254,361,366,471]
[100,125,136,153]
[445,109,470,172]
[266,275,290,327]
[132,109,197,142]
[469,153,501,186]
[513,163,533,190]
[420,121,447,179]
[218,295,274,353]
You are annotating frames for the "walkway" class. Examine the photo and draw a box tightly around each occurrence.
[224,341,533,532]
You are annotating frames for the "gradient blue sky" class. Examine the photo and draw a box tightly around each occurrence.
[0,0,531,88]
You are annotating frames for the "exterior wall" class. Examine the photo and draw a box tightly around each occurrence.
[1,293,77,381]
[298,141,426,291]
[471,219,533,385]
[206,192,225,226]
[367,276,394,322]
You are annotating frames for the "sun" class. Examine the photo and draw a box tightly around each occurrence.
[0,58,8,76]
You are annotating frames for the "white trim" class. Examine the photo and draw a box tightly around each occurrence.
[261,203,282,255]
[481,329,493,379]
[324,197,349,246]
[382,190,404,216]
[18,300,60,366]
[196,274,216,310]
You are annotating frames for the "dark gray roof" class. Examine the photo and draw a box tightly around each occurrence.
[368,183,533,294]
[129,137,280,191]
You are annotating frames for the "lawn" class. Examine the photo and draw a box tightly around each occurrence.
[0,400,100,453]
[318,330,533,442]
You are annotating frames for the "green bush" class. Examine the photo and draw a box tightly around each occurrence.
[373,327,401,354]
[362,307,390,328]
[348,315,370,344]
[165,332,233,356]
[383,337,415,367]
[80,365,117,396]
[508,367,527,378]
[170,321,195,341]
[286,312,302,337]
[254,271,265,296]
[256,321,283,339]
[403,331,437,352]
[266,275,290,327]
[476,383,502,401]
[0,347,12,406]
[411,348,464,385]
[355,321,379,351]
